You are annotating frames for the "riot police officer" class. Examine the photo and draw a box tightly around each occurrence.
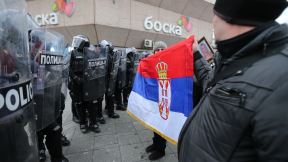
[69,35,101,133]
[29,28,68,162]
[122,47,137,106]
[0,1,38,161]
[100,40,120,119]
[114,49,128,110]
[57,45,71,146]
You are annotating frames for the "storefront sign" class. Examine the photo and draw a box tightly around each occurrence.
[35,13,59,26]
[144,16,182,36]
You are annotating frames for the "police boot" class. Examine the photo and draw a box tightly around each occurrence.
[89,123,101,133]
[123,102,128,108]
[116,105,127,111]
[80,124,88,133]
[39,149,46,162]
[108,113,120,118]
[96,116,106,124]
[61,134,71,146]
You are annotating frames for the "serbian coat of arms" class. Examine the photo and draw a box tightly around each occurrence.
[156,61,171,120]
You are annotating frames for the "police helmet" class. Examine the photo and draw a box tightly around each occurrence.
[71,35,90,50]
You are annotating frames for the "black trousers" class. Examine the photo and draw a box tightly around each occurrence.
[71,101,79,118]
[37,122,64,160]
[76,101,97,125]
[56,93,66,131]
[95,97,104,118]
[105,94,115,115]
[153,132,167,152]
[123,86,132,105]
[114,88,123,107]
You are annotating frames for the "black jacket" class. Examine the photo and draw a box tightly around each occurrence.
[178,24,288,162]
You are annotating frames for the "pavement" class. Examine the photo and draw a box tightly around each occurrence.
[59,94,178,162]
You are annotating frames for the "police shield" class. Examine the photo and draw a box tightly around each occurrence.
[62,45,72,100]
[126,50,136,87]
[29,28,64,131]
[106,49,120,96]
[131,52,142,85]
[117,49,127,89]
[82,45,108,101]
[0,1,38,161]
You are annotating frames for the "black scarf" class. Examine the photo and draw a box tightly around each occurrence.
[216,22,277,60]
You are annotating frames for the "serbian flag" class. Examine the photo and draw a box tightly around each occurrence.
[128,36,194,144]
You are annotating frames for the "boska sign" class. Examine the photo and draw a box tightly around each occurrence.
[35,13,59,26]
[144,16,182,36]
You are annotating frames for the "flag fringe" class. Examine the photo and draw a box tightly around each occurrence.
[127,110,177,145]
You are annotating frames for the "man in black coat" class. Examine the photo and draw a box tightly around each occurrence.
[178,0,288,161]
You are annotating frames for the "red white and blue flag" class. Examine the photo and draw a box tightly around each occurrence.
[128,36,194,144]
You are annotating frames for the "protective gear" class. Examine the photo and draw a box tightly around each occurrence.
[116,49,128,90]
[57,45,71,147]
[71,35,90,50]
[99,40,114,51]
[106,49,120,96]
[126,49,136,88]
[0,1,38,161]
[101,40,121,117]
[83,45,108,101]
[131,51,142,85]
[27,14,39,31]
[37,122,68,162]
[29,28,64,131]
[62,45,72,100]
[69,38,106,133]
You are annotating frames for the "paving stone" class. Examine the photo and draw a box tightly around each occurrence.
[116,112,134,123]
[66,151,93,162]
[93,146,121,162]
[66,136,94,154]
[115,122,136,134]
[97,122,116,136]
[167,142,177,154]
[133,121,148,131]
[117,132,141,146]
[157,154,177,162]
[93,135,118,149]
[61,93,176,162]
[62,126,76,141]
[120,142,150,162]
[73,126,101,138]
[137,130,154,143]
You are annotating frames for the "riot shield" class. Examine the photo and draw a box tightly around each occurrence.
[29,28,64,131]
[116,49,127,89]
[106,49,120,96]
[131,52,142,85]
[82,45,108,101]
[61,45,72,100]
[0,1,38,161]
[126,51,136,88]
